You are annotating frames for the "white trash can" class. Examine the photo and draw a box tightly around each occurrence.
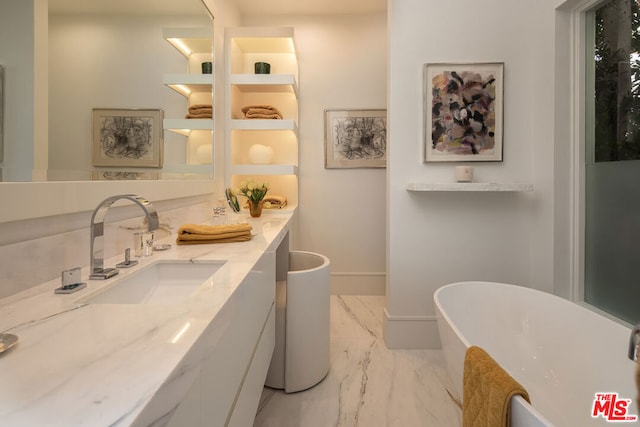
[265,251,330,393]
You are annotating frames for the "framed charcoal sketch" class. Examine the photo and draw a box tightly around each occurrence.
[424,62,503,162]
[0,65,4,164]
[92,108,164,167]
[324,109,387,168]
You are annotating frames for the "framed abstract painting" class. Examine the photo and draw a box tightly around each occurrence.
[324,109,387,168]
[0,65,3,164]
[424,62,504,162]
[92,108,164,168]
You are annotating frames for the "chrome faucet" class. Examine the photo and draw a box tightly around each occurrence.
[628,324,640,361]
[89,194,159,280]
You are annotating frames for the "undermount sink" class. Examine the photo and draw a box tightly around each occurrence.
[86,260,226,305]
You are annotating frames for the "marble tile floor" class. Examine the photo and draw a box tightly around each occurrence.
[253,295,462,427]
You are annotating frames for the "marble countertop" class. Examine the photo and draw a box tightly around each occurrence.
[0,213,293,427]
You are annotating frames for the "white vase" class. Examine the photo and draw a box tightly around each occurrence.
[195,144,212,164]
[248,144,274,164]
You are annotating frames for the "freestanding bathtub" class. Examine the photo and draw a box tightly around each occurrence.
[434,281,637,427]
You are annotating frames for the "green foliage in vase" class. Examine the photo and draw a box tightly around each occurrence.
[237,179,270,203]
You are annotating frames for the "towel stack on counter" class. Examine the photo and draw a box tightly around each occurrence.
[176,222,252,245]
[186,104,213,119]
[263,195,287,209]
[242,104,283,119]
[243,195,287,210]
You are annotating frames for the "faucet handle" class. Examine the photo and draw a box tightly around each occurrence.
[116,248,139,268]
[55,267,87,294]
[629,325,640,361]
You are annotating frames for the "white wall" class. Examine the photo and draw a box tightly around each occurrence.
[0,0,40,181]
[204,0,241,188]
[386,0,558,348]
[242,13,388,294]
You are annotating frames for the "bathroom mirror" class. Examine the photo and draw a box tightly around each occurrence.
[0,0,214,182]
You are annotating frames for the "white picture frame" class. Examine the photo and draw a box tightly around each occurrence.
[92,108,164,168]
[324,109,387,169]
[424,62,504,162]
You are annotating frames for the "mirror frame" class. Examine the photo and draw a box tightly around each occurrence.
[0,179,214,223]
[0,1,218,224]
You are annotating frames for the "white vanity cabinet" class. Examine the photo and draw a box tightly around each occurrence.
[164,249,276,427]
[0,214,294,427]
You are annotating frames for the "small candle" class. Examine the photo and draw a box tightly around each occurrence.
[455,166,474,182]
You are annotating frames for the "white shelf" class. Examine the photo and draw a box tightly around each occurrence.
[161,164,212,175]
[164,119,213,136]
[162,26,214,167]
[230,74,298,95]
[163,74,213,96]
[231,164,298,176]
[406,182,534,192]
[231,119,297,132]
[226,27,297,54]
[225,26,299,205]
[163,27,212,57]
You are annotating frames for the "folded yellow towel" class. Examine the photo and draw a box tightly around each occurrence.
[463,346,530,427]
[176,223,253,245]
[186,104,213,119]
[245,112,282,119]
[185,112,213,119]
[241,104,281,114]
[244,195,287,209]
[188,108,212,114]
[189,104,212,112]
[241,104,283,120]
[264,194,287,209]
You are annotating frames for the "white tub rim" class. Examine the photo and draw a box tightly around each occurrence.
[433,281,557,426]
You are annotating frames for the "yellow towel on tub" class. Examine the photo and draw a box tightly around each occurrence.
[463,346,530,427]
[176,223,252,245]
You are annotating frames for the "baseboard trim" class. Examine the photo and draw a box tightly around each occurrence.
[382,309,442,349]
[330,272,385,295]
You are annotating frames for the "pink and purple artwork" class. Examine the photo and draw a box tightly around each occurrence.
[424,63,503,162]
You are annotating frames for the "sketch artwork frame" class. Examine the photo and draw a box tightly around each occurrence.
[92,108,164,168]
[0,65,4,164]
[324,109,387,169]
[424,62,504,162]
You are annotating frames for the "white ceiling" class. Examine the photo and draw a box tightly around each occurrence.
[48,0,207,15]
[48,0,386,15]
[234,0,386,15]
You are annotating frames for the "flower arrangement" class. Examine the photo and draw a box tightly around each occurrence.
[237,179,270,203]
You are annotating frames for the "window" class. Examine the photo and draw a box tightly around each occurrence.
[584,0,640,325]
[593,0,640,162]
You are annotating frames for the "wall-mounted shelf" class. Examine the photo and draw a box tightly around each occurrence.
[163,74,213,97]
[164,119,213,136]
[225,27,299,211]
[163,27,212,58]
[406,182,534,192]
[230,74,298,95]
[230,119,297,133]
[228,27,297,54]
[161,164,212,176]
[162,27,213,168]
